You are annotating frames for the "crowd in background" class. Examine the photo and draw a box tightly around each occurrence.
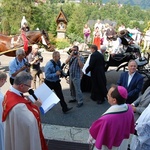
[83,19,150,55]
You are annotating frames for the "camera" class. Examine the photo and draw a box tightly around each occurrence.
[60,63,69,78]
[24,62,31,67]
[60,71,69,78]
[37,52,43,61]
[67,48,78,55]
[73,51,78,55]
[67,49,72,55]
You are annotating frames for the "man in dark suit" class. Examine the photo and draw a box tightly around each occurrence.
[117,60,144,104]
[86,45,107,104]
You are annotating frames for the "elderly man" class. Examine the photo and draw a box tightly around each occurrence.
[27,44,44,89]
[117,60,144,104]
[9,49,29,85]
[2,71,48,150]
[44,51,72,113]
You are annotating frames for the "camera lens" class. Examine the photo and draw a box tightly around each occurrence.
[74,51,78,55]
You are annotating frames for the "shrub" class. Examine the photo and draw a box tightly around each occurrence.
[55,39,70,49]
[48,33,56,45]
[67,33,84,44]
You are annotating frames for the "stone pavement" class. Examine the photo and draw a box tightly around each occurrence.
[43,124,89,143]
[0,50,122,149]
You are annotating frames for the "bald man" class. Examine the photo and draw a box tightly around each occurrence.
[117,60,144,104]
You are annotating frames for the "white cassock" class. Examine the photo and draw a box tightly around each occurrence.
[130,103,150,150]
[4,103,42,150]
[0,89,4,150]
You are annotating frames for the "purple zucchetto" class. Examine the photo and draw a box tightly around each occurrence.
[117,86,128,99]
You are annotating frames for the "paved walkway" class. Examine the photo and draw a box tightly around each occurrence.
[43,124,89,143]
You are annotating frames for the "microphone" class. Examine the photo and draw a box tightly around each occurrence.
[28,89,38,101]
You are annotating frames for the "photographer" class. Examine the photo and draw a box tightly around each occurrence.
[65,46,84,108]
[27,44,44,89]
[44,51,72,113]
[9,49,29,85]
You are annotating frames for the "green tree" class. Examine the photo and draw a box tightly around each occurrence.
[49,17,57,36]
[1,0,32,34]
[1,17,10,35]
[67,5,87,39]
[31,3,59,31]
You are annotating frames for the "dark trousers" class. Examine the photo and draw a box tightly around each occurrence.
[44,79,68,112]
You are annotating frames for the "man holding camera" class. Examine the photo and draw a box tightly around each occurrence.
[9,49,29,85]
[44,51,72,113]
[65,46,84,107]
[27,44,44,89]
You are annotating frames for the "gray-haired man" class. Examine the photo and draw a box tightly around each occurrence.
[2,71,48,150]
[9,49,29,85]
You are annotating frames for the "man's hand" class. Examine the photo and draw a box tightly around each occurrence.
[70,50,74,57]
[21,65,28,71]
[34,99,42,108]
[56,70,61,76]
[131,104,136,112]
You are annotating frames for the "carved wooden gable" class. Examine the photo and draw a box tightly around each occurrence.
[56,9,68,31]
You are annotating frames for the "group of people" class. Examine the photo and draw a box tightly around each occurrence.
[0,42,87,149]
[83,19,150,60]
[86,45,150,149]
[0,22,150,149]
[1,42,150,149]
[83,19,117,51]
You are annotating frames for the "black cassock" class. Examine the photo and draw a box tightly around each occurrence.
[86,51,108,102]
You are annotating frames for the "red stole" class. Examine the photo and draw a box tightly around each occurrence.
[2,90,48,150]
[21,30,28,52]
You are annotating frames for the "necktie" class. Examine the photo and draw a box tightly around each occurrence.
[20,93,24,98]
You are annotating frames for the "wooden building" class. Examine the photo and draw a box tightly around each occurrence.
[56,8,68,39]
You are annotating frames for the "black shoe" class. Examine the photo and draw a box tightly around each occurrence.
[68,99,76,103]
[63,107,73,113]
[76,103,83,108]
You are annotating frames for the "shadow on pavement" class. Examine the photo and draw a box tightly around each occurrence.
[41,70,123,128]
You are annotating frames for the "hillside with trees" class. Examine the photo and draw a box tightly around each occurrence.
[103,0,150,9]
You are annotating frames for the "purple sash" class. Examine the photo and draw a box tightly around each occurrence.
[85,33,90,37]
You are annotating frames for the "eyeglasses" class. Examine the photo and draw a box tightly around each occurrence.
[19,53,25,56]
[23,84,31,88]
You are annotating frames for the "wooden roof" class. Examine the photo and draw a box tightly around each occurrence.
[56,8,68,24]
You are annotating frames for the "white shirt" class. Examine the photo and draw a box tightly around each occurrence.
[10,86,23,97]
[127,72,135,86]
